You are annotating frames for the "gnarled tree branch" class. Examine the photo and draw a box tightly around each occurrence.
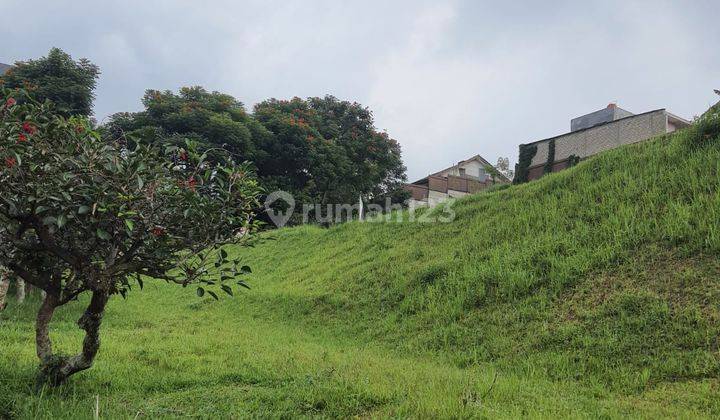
[37,290,109,387]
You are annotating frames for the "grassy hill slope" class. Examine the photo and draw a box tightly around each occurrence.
[1,110,720,418]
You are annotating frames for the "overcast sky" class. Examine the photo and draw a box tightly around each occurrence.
[1,0,717,180]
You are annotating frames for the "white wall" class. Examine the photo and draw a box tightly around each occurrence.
[447,189,469,199]
[437,159,489,181]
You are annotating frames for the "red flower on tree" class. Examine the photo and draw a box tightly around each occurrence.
[4,98,16,108]
[177,177,198,191]
[187,177,197,191]
[22,122,37,135]
[179,151,188,161]
[151,227,165,237]
[5,157,17,168]
[18,133,28,143]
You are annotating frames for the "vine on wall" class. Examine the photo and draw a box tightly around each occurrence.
[543,139,556,174]
[567,154,581,167]
[513,143,537,184]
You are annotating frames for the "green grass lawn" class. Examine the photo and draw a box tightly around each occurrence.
[1,117,720,418]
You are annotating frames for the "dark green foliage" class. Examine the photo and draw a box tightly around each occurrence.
[543,139,556,174]
[0,48,99,117]
[254,96,407,212]
[105,87,265,163]
[513,143,537,184]
[567,154,581,167]
[107,92,408,222]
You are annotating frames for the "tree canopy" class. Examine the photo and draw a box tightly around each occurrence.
[254,96,407,209]
[0,88,261,385]
[1,48,100,117]
[108,90,408,223]
[106,86,269,162]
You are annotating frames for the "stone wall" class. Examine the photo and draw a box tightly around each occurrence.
[529,109,668,168]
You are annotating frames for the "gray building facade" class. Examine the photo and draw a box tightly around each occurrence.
[520,104,691,181]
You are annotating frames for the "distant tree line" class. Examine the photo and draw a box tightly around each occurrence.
[2,48,409,226]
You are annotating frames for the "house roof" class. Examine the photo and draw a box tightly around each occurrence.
[428,154,492,177]
[666,112,692,126]
[0,63,11,75]
[412,154,510,184]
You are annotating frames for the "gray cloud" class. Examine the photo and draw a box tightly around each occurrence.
[1,0,717,180]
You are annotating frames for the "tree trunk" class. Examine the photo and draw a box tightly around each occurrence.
[0,277,9,311]
[16,278,25,304]
[35,293,58,361]
[36,291,109,387]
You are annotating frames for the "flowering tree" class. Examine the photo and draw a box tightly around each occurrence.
[0,89,262,386]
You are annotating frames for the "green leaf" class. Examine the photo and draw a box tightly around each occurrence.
[57,214,67,228]
[196,287,205,297]
[96,229,111,240]
[220,249,228,259]
[221,284,234,296]
[78,205,90,215]
[125,219,135,232]
[237,281,251,290]
[240,265,252,274]
[207,290,219,300]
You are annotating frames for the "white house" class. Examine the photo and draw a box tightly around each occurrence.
[405,154,509,207]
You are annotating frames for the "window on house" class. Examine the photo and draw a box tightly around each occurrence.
[459,168,466,176]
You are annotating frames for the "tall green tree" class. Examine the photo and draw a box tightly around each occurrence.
[109,89,408,223]
[106,87,269,163]
[1,48,99,117]
[254,95,408,209]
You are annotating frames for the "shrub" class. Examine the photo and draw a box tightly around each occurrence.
[0,88,262,386]
[688,106,720,147]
